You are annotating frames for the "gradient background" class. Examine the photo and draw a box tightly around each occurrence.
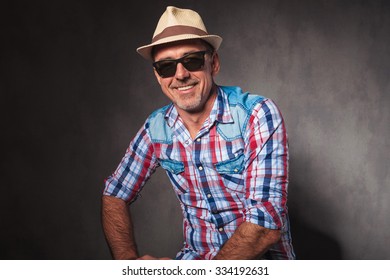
[2,0,389,259]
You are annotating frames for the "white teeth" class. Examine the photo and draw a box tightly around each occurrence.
[177,85,194,91]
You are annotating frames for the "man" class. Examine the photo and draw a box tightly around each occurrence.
[102,6,295,260]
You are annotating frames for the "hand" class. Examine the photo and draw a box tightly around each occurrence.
[137,254,172,260]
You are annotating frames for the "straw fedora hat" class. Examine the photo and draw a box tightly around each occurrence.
[136,6,223,60]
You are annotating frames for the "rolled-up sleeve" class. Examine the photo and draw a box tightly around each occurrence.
[103,121,158,203]
[243,99,289,230]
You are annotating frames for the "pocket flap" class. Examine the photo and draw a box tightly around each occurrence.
[159,159,185,175]
[215,153,245,174]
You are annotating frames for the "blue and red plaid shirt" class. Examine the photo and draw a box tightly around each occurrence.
[104,86,295,259]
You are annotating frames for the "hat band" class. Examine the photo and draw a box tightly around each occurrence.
[152,25,208,43]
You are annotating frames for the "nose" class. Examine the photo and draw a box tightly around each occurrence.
[174,62,190,80]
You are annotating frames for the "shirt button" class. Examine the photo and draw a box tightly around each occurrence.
[185,140,189,144]
[197,138,201,142]
[207,194,212,198]
[234,168,239,173]
[198,166,203,171]
[218,227,223,232]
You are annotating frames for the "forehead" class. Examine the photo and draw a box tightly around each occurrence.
[152,39,208,61]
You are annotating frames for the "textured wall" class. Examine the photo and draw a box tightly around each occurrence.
[1,0,389,259]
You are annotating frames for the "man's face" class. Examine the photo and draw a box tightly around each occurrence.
[153,40,220,114]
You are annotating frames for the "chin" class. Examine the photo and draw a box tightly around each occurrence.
[176,97,203,112]
[178,104,199,112]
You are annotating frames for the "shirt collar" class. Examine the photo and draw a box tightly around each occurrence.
[215,86,234,124]
[164,86,234,128]
[164,103,178,128]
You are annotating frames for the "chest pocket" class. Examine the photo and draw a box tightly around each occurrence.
[214,153,246,193]
[159,158,188,196]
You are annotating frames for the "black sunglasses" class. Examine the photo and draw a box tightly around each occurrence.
[153,51,209,78]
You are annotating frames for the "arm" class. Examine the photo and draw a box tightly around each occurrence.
[102,196,173,260]
[102,122,157,259]
[101,195,138,260]
[213,222,280,260]
[215,99,288,259]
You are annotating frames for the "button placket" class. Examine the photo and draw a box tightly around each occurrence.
[194,137,204,173]
[193,135,222,225]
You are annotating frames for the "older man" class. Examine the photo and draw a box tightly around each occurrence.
[102,6,295,260]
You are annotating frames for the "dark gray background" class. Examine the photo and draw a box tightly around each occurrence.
[1,0,389,259]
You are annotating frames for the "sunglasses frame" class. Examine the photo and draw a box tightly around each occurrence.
[153,50,210,78]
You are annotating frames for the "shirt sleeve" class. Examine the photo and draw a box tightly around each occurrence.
[103,120,158,203]
[243,98,289,230]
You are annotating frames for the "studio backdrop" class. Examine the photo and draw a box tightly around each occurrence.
[1,0,389,259]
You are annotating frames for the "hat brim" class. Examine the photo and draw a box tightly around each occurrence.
[136,34,222,60]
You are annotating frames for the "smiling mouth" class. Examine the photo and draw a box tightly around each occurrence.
[177,85,195,91]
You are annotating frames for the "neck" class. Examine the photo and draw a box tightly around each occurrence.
[176,85,218,139]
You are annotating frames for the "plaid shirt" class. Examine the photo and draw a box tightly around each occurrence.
[104,86,295,259]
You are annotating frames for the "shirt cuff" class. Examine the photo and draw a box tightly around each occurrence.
[244,199,283,230]
[103,176,139,203]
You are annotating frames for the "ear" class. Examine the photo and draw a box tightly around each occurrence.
[211,52,220,76]
[153,68,162,85]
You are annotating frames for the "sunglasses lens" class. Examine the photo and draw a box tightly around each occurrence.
[153,51,207,78]
[182,54,205,71]
[155,61,177,77]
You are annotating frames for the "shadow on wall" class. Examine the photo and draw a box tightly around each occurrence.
[289,213,342,259]
[287,154,343,259]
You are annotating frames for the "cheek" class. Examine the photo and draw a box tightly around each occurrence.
[201,73,213,88]
[158,79,171,91]
[160,81,174,98]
